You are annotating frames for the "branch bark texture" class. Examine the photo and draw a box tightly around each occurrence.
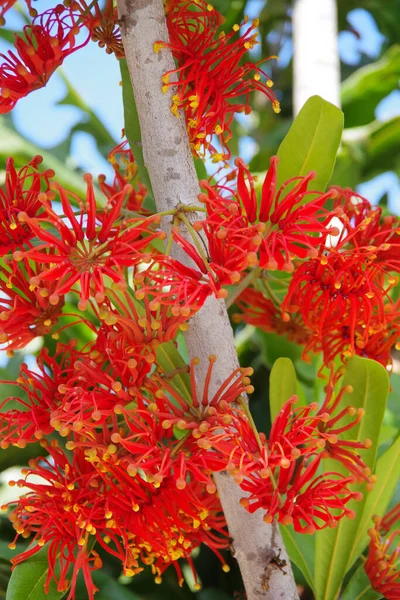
[116,1,299,598]
[292,0,341,114]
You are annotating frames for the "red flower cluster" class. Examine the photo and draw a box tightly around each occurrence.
[0,0,125,113]
[233,288,310,347]
[0,5,90,113]
[0,156,54,256]
[281,187,400,368]
[230,182,399,370]
[365,504,400,599]
[157,0,280,160]
[5,440,228,600]
[2,338,373,598]
[172,156,338,293]
[13,174,164,311]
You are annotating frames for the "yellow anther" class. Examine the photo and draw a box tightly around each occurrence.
[272,100,281,114]
[153,42,164,53]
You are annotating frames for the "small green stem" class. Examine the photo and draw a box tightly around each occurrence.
[238,396,264,454]
[178,212,213,275]
[262,277,281,308]
[225,267,261,309]
[170,432,191,458]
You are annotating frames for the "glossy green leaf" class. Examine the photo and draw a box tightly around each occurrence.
[0,117,87,197]
[340,563,382,600]
[341,45,400,127]
[0,542,23,564]
[6,546,66,600]
[345,435,400,569]
[155,341,191,404]
[280,525,315,592]
[314,357,389,600]
[269,357,296,421]
[276,95,343,193]
[333,116,400,188]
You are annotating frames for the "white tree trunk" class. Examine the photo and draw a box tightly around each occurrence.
[116,1,299,598]
[292,0,341,114]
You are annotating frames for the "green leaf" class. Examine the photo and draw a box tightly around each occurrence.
[280,525,315,592]
[155,341,191,404]
[6,546,66,600]
[269,357,296,421]
[0,117,88,198]
[314,357,389,600]
[333,117,400,188]
[341,45,400,128]
[276,95,343,193]
[340,563,382,600]
[345,435,400,569]
[0,542,23,564]
[119,58,154,209]
[256,330,302,366]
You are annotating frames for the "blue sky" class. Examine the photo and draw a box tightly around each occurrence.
[0,2,399,208]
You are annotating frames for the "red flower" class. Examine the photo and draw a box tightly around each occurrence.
[158,0,279,159]
[0,257,64,350]
[13,175,164,310]
[194,157,337,281]
[0,343,81,448]
[5,442,104,600]
[303,299,400,369]
[132,255,213,310]
[365,504,400,599]
[233,287,311,346]
[282,246,395,363]
[233,157,338,270]
[0,5,90,113]
[332,186,400,272]
[72,0,124,58]
[5,439,229,595]
[0,156,54,256]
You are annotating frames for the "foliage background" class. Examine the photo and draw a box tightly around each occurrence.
[0,0,399,599]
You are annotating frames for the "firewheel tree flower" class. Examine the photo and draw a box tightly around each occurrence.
[12,175,165,311]
[177,155,340,288]
[364,504,400,599]
[0,156,54,256]
[0,5,91,113]
[157,0,280,160]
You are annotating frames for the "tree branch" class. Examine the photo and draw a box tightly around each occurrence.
[116,1,299,598]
